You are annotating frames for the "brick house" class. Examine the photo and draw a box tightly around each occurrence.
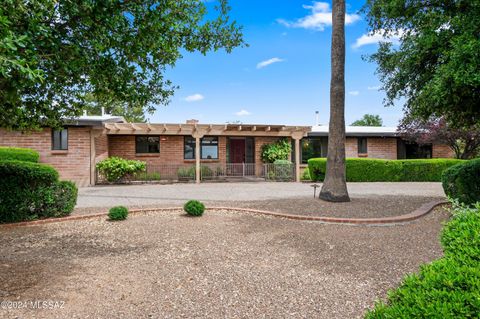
[0,116,454,187]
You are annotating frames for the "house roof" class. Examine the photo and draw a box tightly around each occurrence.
[104,122,310,138]
[309,125,398,137]
[65,114,126,127]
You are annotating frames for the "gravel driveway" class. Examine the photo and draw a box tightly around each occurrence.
[76,182,445,208]
[0,207,449,318]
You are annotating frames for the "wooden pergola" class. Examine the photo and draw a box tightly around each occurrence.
[103,122,310,183]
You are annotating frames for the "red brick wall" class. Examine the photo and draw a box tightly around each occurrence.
[432,144,455,158]
[345,137,397,159]
[108,135,228,166]
[94,133,109,163]
[0,127,92,186]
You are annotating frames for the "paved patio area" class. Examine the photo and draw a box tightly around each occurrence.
[77,182,445,208]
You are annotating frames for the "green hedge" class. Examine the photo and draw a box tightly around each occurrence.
[365,203,480,318]
[308,158,464,182]
[0,160,77,223]
[0,146,39,162]
[96,157,146,182]
[442,159,480,205]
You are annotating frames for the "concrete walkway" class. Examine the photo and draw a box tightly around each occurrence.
[77,182,445,208]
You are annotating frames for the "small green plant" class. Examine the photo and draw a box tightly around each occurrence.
[96,157,146,182]
[177,166,195,180]
[133,171,161,181]
[108,206,129,221]
[184,200,205,216]
[261,138,292,163]
[301,167,311,181]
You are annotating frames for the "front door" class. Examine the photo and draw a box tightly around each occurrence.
[229,138,245,176]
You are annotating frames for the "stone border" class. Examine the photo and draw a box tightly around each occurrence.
[0,200,448,228]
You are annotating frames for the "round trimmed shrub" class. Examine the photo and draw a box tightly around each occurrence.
[0,146,39,162]
[184,200,205,216]
[0,160,66,223]
[108,206,129,221]
[442,159,480,205]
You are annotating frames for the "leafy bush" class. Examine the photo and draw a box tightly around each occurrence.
[442,159,480,205]
[308,158,464,182]
[37,181,78,218]
[365,202,480,318]
[0,146,39,162]
[0,160,77,223]
[96,157,146,182]
[441,201,480,263]
[261,138,292,163]
[108,206,129,221]
[301,167,311,181]
[177,166,214,180]
[266,160,294,181]
[184,200,205,216]
[132,171,161,181]
[177,166,195,180]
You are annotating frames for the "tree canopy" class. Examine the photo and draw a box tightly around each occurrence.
[363,0,480,127]
[351,114,383,126]
[0,0,245,130]
[399,117,480,159]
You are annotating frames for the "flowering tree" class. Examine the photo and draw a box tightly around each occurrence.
[398,117,480,160]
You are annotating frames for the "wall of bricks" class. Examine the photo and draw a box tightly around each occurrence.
[107,135,228,166]
[0,127,92,186]
[94,133,109,163]
[433,144,455,158]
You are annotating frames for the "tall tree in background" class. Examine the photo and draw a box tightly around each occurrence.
[83,94,147,123]
[320,0,350,202]
[363,0,480,128]
[0,0,245,130]
[351,114,383,126]
[399,117,480,160]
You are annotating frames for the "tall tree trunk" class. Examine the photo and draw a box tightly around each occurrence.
[319,0,350,202]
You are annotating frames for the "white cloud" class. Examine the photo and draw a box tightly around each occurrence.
[367,86,381,90]
[352,29,404,49]
[184,94,204,102]
[277,2,360,31]
[348,91,360,96]
[256,57,284,69]
[235,109,251,116]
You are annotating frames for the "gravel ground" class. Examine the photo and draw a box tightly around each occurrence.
[74,195,444,219]
[0,207,449,318]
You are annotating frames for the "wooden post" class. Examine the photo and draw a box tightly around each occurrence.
[291,132,304,183]
[195,136,201,184]
[294,137,301,182]
[192,129,205,184]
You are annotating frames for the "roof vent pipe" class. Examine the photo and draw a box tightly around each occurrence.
[101,107,105,116]
[83,110,87,116]
[315,111,319,126]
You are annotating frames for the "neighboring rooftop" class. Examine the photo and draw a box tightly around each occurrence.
[310,125,398,137]
[65,109,126,126]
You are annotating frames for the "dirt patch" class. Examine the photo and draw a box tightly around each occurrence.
[0,207,449,318]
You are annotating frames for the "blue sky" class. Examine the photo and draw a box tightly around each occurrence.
[149,0,404,127]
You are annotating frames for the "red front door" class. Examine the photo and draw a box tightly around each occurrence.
[230,138,245,163]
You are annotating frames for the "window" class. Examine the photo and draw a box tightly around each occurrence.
[358,137,368,154]
[135,136,160,153]
[301,137,328,163]
[52,128,68,150]
[184,136,219,159]
[184,137,196,159]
